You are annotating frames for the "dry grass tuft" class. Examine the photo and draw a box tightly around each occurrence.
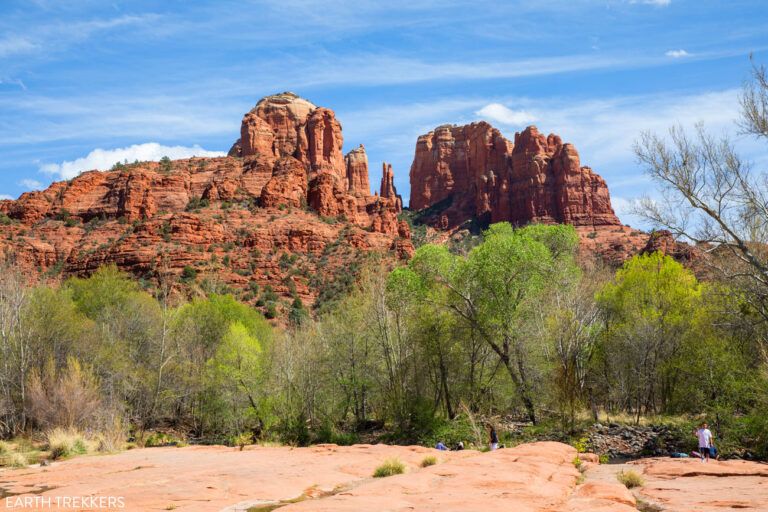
[617,469,645,489]
[420,455,438,467]
[46,428,89,460]
[373,458,406,477]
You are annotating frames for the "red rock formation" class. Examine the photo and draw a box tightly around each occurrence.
[0,155,410,319]
[260,157,308,209]
[345,145,370,197]
[409,123,620,229]
[304,107,346,179]
[240,92,317,160]
[380,162,403,211]
[0,94,414,319]
[640,229,698,263]
[230,92,404,237]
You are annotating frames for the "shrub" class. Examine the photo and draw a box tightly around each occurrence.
[159,156,172,174]
[373,458,406,478]
[186,197,210,211]
[420,455,438,467]
[313,423,358,446]
[180,266,197,283]
[27,357,101,430]
[232,432,253,451]
[95,415,127,453]
[4,452,28,468]
[573,436,589,453]
[418,411,483,449]
[0,440,10,454]
[144,432,185,447]
[46,428,89,460]
[617,469,644,489]
[277,414,311,446]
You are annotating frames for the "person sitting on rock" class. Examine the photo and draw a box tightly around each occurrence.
[453,441,464,451]
[435,441,448,451]
[489,425,499,451]
[694,422,714,463]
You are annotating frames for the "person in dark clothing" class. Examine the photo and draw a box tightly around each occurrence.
[489,425,499,451]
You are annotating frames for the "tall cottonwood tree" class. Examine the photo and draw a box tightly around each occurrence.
[392,223,580,424]
[634,60,768,359]
[597,252,701,420]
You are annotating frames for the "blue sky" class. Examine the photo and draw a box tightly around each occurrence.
[1,0,767,225]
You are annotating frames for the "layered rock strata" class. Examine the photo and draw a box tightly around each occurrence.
[409,123,620,229]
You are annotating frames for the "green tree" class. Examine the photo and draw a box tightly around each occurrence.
[392,223,580,424]
[172,294,272,436]
[203,322,265,436]
[66,266,165,427]
[597,251,701,420]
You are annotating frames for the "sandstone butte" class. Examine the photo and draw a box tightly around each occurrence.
[0,92,691,318]
[0,92,411,317]
[408,122,693,264]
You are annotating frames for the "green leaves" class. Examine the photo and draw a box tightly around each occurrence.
[389,222,581,424]
[597,251,700,327]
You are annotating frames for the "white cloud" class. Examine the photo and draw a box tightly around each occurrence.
[0,37,37,57]
[665,49,689,58]
[475,103,537,126]
[0,194,13,201]
[19,179,42,190]
[40,143,226,179]
[630,0,671,6]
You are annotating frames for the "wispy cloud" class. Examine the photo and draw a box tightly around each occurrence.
[18,179,42,190]
[0,78,27,90]
[0,195,13,201]
[40,143,226,180]
[475,103,537,126]
[630,0,671,6]
[665,49,689,58]
[0,37,37,57]
[0,92,239,146]
[0,14,160,60]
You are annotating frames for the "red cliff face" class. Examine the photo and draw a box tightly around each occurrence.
[409,123,620,229]
[0,93,413,319]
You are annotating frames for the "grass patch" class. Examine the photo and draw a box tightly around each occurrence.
[617,469,644,489]
[46,428,89,460]
[143,431,185,448]
[3,452,28,468]
[420,455,438,467]
[373,458,406,478]
[0,440,10,455]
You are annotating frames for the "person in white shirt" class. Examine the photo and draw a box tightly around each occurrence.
[694,422,714,462]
